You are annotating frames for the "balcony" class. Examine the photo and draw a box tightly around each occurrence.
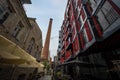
[65,28,72,41]
[70,11,75,22]
[84,1,93,15]
[78,0,82,8]
[81,7,86,21]
[85,29,120,53]
[83,4,92,17]
[66,21,71,30]
[60,57,65,64]
[79,17,120,53]
[91,0,120,40]
[89,0,103,15]
[61,40,65,49]
[78,20,96,52]
[71,22,77,41]
[65,50,72,61]
[60,48,65,58]
[97,1,120,40]
[65,37,72,51]
[72,34,81,56]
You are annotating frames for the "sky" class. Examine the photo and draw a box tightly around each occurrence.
[24,0,67,60]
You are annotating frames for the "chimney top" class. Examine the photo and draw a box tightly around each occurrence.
[50,18,53,21]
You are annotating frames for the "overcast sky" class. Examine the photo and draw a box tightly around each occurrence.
[24,0,67,60]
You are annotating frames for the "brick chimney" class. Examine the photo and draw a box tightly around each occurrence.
[41,18,53,61]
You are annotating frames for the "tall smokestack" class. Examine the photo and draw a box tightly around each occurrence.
[41,18,53,61]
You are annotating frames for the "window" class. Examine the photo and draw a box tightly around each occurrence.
[75,0,78,9]
[97,10,109,31]
[82,27,89,44]
[78,15,82,27]
[27,38,35,53]
[12,23,22,38]
[34,52,38,59]
[0,0,10,24]
[31,23,34,28]
[102,1,119,24]
[74,36,79,52]
[90,0,97,10]
[77,6,80,16]
[94,0,100,4]
[112,0,120,8]
[81,8,86,21]
[97,1,120,31]
[34,46,39,59]
[84,21,93,41]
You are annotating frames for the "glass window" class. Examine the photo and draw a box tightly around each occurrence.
[102,1,112,15]
[102,1,119,24]
[12,23,22,37]
[112,0,120,8]
[90,0,97,10]
[78,16,82,27]
[82,27,89,44]
[97,10,109,31]
[97,1,120,31]
[94,0,100,3]
[27,38,35,53]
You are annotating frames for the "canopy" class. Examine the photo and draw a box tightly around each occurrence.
[0,35,44,73]
[12,45,36,62]
[0,35,36,64]
[18,62,38,68]
[37,63,44,68]
[0,50,26,64]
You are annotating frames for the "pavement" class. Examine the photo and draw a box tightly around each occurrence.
[39,75,52,80]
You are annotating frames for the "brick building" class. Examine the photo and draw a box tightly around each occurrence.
[0,0,43,80]
[57,0,120,80]
[41,18,53,61]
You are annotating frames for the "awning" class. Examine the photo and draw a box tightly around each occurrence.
[0,50,26,64]
[0,35,36,64]
[12,45,36,62]
[0,35,45,73]
[18,62,38,68]
[37,63,44,68]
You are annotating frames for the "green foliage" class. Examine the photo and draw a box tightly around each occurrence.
[43,61,48,68]
[42,61,50,70]
[56,71,61,76]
